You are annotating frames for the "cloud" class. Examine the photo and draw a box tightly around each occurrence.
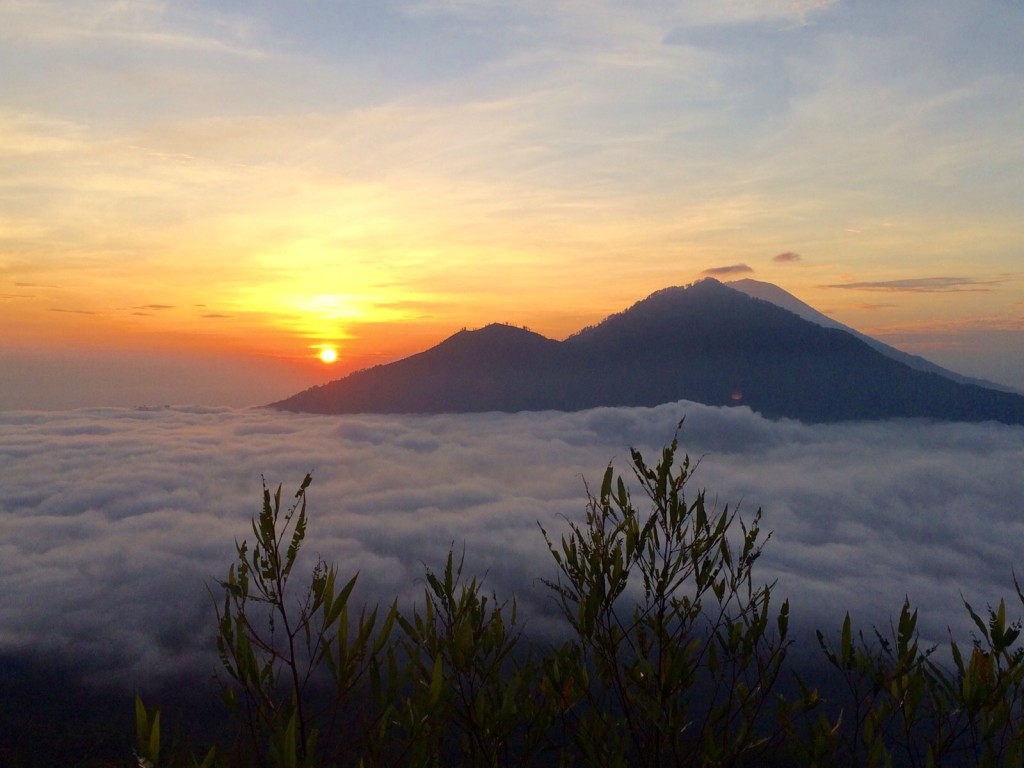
[0,0,270,59]
[824,277,1001,293]
[136,304,174,310]
[850,302,897,310]
[773,251,801,263]
[1,403,1022,697]
[664,21,773,51]
[869,315,1024,335]
[702,264,753,276]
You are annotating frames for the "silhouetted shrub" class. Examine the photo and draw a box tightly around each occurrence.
[130,429,1024,768]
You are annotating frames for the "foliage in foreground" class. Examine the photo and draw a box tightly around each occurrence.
[134,427,1024,768]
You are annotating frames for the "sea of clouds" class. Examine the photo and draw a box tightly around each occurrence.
[1,401,1022,691]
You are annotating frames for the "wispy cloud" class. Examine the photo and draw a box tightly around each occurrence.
[703,264,753,276]
[773,251,801,263]
[850,302,897,310]
[868,314,1024,335]
[0,0,271,59]
[825,278,1001,293]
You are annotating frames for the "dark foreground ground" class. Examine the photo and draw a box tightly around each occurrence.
[2,640,957,768]
[0,654,228,768]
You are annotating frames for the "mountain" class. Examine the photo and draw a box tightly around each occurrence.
[270,279,1024,424]
[728,278,1022,394]
[277,323,570,414]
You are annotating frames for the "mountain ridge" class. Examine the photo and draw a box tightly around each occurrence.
[271,279,1024,424]
[728,278,1021,395]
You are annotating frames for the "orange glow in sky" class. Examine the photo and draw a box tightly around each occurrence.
[1,2,1022,408]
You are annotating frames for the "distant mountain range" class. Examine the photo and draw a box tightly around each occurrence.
[270,278,1024,424]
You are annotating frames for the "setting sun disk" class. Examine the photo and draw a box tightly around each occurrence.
[319,347,338,364]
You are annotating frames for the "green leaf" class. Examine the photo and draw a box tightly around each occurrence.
[149,709,160,764]
[428,653,445,706]
[134,694,148,755]
[778,599,790,638]
[841,613,852,667]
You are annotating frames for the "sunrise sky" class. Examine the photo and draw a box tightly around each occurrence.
[2,0,1022,408]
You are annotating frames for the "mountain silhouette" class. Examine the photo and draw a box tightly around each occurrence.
[728,278,1021,394]
[270,279,1024,424]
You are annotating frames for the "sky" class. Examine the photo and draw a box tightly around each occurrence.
[2,402,1022,691]
[2,0,1023,409]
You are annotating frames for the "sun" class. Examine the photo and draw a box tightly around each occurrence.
[319,347,338,364]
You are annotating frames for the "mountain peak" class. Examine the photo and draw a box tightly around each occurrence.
[270,281,1024,424]
[441,322,548,346]
[640,277,727,300]
[587,277,740,324]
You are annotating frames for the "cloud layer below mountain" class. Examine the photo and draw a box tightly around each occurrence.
[1,403,1022,690]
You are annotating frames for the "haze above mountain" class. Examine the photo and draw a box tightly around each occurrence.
[271,279,1024,425]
